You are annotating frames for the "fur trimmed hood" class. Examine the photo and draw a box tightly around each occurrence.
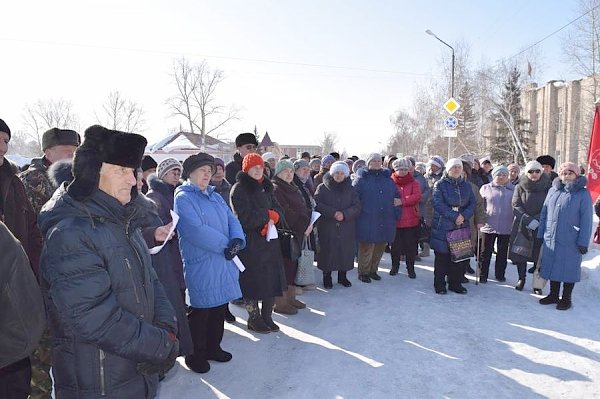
[235,170,274,194]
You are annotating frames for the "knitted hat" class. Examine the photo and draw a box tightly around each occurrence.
[415,162,427,174]
[42,128,80,151]
[536,155,556,169]
[446,158,463,170]
[182,152,215,179]
[330,152,340,160]
[459,153,475,167]
[242,153,264,172]
[214,157,225,170]
[157,157,182,180]
[352,159,366,173]
[524,160,543,173]
[274,159,294,176]
[141,155,157,172]
[301,151,310,159]
[0,118,10,139]
[366,153,382,167]
[392,158,411,171]
[558,161,579,175]
[235,132,258,148]
[507,163,520,173]
[404,156,416,167]
[293,159,310,170]
[321,154,336,169]
[262,152,276,162]
[330,161,350,177]
[309,158,322,168]
[429,155,445,169]
[492,165,509,178]
[480,156,492,165]
[67,125,146,201]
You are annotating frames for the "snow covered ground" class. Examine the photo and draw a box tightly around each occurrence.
[159,241,600,399]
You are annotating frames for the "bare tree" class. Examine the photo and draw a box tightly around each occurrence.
[166,57,239,150]
[320,132,338,155]
[22,99,79,154]
[96,91,145,133]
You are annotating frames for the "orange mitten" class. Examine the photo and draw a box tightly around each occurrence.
[268,209,280,224]
[260,223,269,237]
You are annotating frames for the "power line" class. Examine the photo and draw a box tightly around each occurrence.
[509,3,600,59]
[0,36,428,77]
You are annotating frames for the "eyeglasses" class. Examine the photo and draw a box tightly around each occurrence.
[527,170,541,174]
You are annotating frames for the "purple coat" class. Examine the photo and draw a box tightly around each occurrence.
[479,182,515,235]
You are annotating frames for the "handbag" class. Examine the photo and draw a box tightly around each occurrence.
[532,247,547,290]
[510,216,534,259]
[418,217,431,243]
[594,225,600,244]
[446,226,474,263]
[277,215,300,261]
[295,236,315,286]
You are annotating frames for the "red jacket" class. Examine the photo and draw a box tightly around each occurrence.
[391,172,421,228]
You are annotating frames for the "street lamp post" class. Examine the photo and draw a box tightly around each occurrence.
[426,29,455,160]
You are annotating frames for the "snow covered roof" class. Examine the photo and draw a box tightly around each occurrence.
[146,131,231,153]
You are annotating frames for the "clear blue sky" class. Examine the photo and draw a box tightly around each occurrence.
[0,0,582,155]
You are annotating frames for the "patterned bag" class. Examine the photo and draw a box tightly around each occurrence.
[294,237,315,286]
[532,248,547,290]
[446,226,474,263]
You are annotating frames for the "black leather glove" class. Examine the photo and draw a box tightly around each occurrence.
[137,336,179,376]
[578,246,588,255]
[224,238,243,260]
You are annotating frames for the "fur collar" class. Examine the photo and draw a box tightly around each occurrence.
[519,172,551,192]
[236,171,274,193]
[552,175,588,192]
[148,173,176,196]
[323,171,351,190]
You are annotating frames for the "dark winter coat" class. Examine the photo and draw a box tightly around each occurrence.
[225,152,243,185]
[230,173,286,300]
[479,169,492,185]
[272,176,311,246]
[313,168,329,189]
[469,172,484,189]
[595,195,600,218]
[509,173,551,263]
[430,174,476,254]
[424,170,444,226]
[479,182,515,235]
[353,167,398,243]
[38,187,177,399]
[174,182,245,308]
[314,173,361,272]
[391,172,421,228]
[211,178,232,208]
[0,221,45,369]
[146,175,185,291]
[133,194,193,357]
[0,160,43,277]
[414,171,430,219]
[293,174,316,210]
[468,181,486,249]
[538,176,593,283]
[19,156,54,214]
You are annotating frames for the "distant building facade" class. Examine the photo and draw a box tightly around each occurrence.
[146,131,235,163]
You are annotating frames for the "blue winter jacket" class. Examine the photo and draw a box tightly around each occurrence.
[174,182,245,308]
[414,171,430,220]
[538,176,593,283]
[353,167,398,243]
[430,174,476,253]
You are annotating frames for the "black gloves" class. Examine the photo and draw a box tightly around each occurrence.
[137,334,179,376]
[578,246,588,255]
[224,238,244,260]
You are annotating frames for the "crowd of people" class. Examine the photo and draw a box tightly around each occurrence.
[0,119,597,398]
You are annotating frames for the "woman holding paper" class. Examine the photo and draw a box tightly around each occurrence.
[174,153,246,374]
[230,153,287,334]
[272,159,312,313]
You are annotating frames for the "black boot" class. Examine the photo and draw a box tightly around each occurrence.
[260,298,279,331]
[528,265,536,274]
[337,271,352,287]
[245,300,270,333]
[224,305,236,323]
[557,282,574,310]
[515,263,526,291]
[539,281,560,305]
[390,264,399,276]
[323,272,333,289]
[406,264,416,279]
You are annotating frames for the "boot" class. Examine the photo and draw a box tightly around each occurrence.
[406,264,416,279]
[323,272,333,289]
[260,298,279,331]
[274,290,298,315]
[515,263,526,291]
[245,300,270,333]
[528,265,536,274]
[557,282,574,310]
[358,274,371,283]
[224,305,236,323]
[185,354,210,374]
[418,242,430,257]
[287,285,306,309]
[539,281,560,305]
[390,264,399,276]
[337,271,352,287]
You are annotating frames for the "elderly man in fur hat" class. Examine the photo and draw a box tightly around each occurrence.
[37,126,179,398]
[225,132,258,185]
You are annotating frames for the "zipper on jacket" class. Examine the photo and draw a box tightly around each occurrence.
[99,348,106,396]
[125,258,141,304]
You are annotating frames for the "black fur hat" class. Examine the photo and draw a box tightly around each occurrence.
[235,132,258,148]
[48,159,74,188]
[182,152,215,179]
[0,118,10,139]
[67,125,147,201]
[41,128,80,151]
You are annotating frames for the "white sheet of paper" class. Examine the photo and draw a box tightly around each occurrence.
[148,210,180,255]
[310,211,321,226]
[232,256,246,272]
[266,223,278,241]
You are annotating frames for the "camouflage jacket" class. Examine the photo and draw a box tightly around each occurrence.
[19,157,54,214]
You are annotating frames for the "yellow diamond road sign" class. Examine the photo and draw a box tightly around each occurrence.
[443,98,460,115]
